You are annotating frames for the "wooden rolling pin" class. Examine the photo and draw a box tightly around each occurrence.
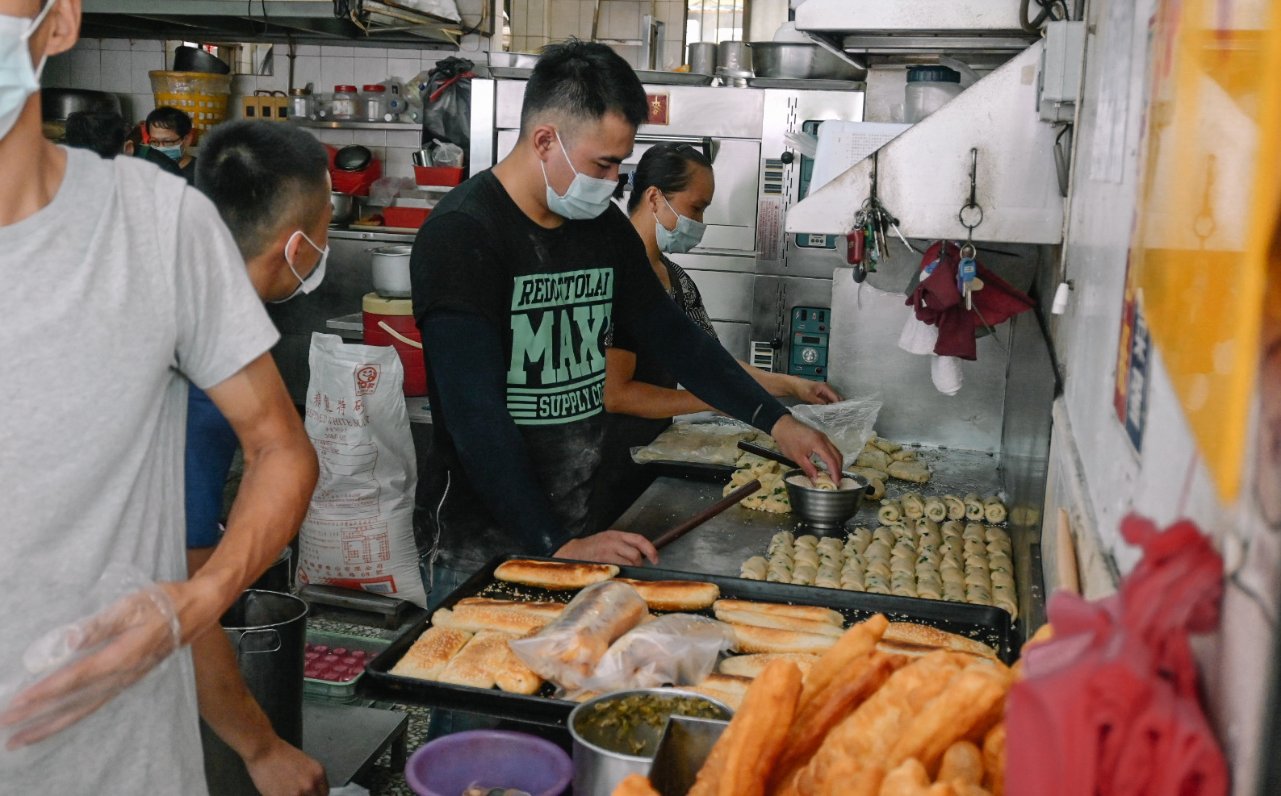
[652,479,761,549]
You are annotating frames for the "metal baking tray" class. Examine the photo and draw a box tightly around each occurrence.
[363,555,1018,726]
[640,460,734,483]
[303,629,391,703]
[635,70,716,86]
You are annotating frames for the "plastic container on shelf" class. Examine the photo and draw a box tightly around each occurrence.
[330,84,359,120]
[360,83,387,122]
[289,87,314,119]
[904,66,963,123]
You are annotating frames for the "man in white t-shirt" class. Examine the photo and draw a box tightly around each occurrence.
[0,1,319,792]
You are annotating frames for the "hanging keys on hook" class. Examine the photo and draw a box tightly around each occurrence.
[958,241,978,310]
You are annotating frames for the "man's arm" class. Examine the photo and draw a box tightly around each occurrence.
[181,353,318,635]
[187,549,328,796]
[604,348,711,419]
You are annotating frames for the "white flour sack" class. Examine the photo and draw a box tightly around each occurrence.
[296,333,426,606]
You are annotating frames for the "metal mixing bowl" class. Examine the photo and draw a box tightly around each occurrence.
[784,468,872,530]
[749,43,867,81]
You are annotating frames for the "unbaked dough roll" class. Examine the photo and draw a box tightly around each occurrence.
[741,556,768,580]
[964,493,986,521]
[984,496,1008,524]
[924,497,948,523]
[901,492,926,520]
[878,500,903,525]
[795,534,819,549]
[943,494,967,521]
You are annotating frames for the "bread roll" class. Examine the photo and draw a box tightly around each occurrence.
[389,626,473,680]
[714,606,845,637]
[431,599,562,636]
[493,558,619,590]
[438,630,514,689]
[717,653,821,678]
[615,578,720,611]
[508,581,649,688]
[882,622,998,659]
[729,623,839,654]
[713,599,843,627]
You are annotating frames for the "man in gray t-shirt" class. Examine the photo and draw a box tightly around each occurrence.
[0,2,319,792]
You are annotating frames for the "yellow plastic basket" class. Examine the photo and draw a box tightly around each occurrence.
[148,70,232,142]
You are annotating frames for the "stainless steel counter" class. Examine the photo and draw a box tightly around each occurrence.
[610,447,1045,638]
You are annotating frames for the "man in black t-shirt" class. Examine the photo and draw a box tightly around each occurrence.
[410,41,841,601]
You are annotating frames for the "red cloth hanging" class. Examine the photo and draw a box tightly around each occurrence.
[905,241,1035,360]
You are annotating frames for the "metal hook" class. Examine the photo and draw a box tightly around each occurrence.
[958,147,984,234]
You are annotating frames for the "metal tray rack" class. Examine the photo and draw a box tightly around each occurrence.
[363,555,1018,727]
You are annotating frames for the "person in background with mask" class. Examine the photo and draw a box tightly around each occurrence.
[124,119,183,176]
[0,1,318,792]
[409,40,842,606]
[593,143,841,527]
[147,104,197,183]
[190,119,330,796]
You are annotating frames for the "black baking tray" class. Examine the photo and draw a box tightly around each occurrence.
[639,460,734,483]
[363,554,1019,727]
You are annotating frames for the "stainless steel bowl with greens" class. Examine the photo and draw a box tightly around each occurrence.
[569,689,731,796]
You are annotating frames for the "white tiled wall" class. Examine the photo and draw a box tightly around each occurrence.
[42,37,483,181]
[516,0,686,70]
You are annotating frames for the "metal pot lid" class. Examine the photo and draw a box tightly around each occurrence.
[371,245,413,256]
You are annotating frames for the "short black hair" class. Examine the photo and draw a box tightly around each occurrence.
[64,110,126,159]
[519,39,648,138]
[195,120,330,260]
[146,106,193,138]
[627,142,713,213]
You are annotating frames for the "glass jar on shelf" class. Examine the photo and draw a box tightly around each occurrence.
[288,87,314,120]
[360,84,387,122]
[330,85,359,120]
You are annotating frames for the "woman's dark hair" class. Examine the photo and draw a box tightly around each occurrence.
[626,142,713,213]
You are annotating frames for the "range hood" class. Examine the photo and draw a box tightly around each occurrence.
[795,0,1037,67]
[81,0,468,47]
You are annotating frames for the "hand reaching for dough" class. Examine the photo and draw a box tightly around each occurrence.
[788,377,841,405]
[557,531,659,567]
[771,414,843,481]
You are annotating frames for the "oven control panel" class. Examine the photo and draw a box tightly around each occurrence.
[788,306,830,381]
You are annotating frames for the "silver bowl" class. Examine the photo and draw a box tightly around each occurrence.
[568,688,732,796]
[488,50,541,69]
[749,42,868,81]
[783,468,872,532]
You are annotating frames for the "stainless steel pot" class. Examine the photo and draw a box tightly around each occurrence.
[569,689,732,796]
[687,42,717,75]
[782,468,874,534]
[40,88,121,122]
[716,41,752,75]
[371,244,413,298]
[749,42,868,81]
[201,590,308,796]
[329,191,355,226]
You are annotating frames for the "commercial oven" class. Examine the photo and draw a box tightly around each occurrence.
[469,79,864,373]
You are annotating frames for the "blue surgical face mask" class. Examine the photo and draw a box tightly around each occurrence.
[655,194,707,254]
[0,0,57,142]
[541,130,617,220]
[272,230,329,303]
[154,143,183,162]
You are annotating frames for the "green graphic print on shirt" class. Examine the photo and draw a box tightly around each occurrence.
[506,268,613,425]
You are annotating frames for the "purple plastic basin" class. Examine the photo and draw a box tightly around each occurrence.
[405,729,573,796]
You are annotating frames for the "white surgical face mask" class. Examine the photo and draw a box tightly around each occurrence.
[541,130,618,220]
[272,230,329,303]
[0,0,57,142]
[655,193,707,254]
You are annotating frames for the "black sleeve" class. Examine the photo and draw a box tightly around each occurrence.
[419,310,570,555]
[410,208,507,327]
[611,223,788,432]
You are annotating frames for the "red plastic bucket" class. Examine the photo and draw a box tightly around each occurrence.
[362,293,426,396]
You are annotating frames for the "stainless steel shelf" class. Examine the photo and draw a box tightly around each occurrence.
[290,118,422,132]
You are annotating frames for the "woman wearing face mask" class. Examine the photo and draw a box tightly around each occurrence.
[593,143,841,528]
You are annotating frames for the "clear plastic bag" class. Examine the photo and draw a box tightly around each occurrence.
[790,395,883,469]
[429,138,465,167]
[509,582,649,693]
[578,615,736,696]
